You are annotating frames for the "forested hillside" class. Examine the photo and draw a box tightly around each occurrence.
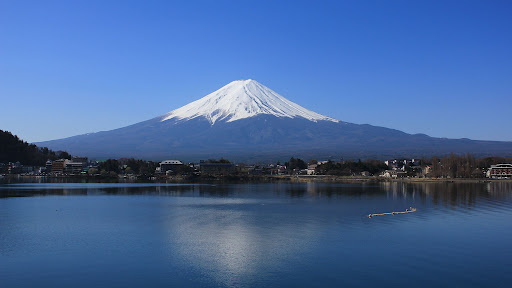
[0,130,70,166]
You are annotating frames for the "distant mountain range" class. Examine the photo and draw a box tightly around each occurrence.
[36,79,512,161]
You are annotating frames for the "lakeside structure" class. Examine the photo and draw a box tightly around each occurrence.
[1,157,95,176]
[487,164,512,178]
[156,160,184,175]
[1,156,511,180]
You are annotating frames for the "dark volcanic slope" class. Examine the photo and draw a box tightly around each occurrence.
[37,115,512,161]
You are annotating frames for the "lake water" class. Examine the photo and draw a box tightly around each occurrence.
[1,181,511,287]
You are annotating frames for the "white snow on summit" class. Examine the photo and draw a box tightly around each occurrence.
[161,79,339,124]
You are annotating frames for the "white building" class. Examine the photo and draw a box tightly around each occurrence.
[487,164,512,178]
[307,164,317,175]
[159,160,184,174]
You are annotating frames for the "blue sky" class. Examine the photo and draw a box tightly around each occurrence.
[1,0,511,143]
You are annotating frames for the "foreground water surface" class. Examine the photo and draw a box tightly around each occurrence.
[1,181,511,287]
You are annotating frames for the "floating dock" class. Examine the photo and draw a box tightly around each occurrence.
[368,207,416,218]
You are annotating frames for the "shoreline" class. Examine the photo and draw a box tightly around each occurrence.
[275,175,510,184]
[2,174,511,184]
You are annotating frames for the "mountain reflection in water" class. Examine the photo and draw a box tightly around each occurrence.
[1,181,511,287]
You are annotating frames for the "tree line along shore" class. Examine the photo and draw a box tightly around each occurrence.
[1,129,511,181]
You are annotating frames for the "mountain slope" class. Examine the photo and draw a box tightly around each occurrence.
[36,80,512,161]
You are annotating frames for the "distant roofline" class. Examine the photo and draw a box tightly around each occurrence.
[490,163,512,168]
[160,160,183,165]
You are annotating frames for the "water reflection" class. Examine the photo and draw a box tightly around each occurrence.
[1,181,511,207]
[487,181,512,199]
[1,181,512,287]
[0,183,224,198]
[376,182,511,208]
[286,183,307,197]
[166,198,322,287]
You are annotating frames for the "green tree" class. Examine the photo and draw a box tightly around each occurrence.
[57,151,72,160]
[99,159,120,173]
[0,129,67,165]
[285,157,307,171]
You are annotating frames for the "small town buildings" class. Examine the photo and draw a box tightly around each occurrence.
[7,162,22,174]
[487,164,512,178]
[51,159,68,173]
[249,167,263,175]
[307,164,317,175]
[385,160,399,169]
[57,156,90,174]
[21,166,34,174]
[45,160,53,173]
[380,170,407,178]
[159,160,183,174]
[385,159,422,173]
[422,165,432,177]
[238,164,271,175]
[299,169,308,175]
[65,162,85,174]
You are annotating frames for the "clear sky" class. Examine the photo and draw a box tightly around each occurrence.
[1,0,511,143]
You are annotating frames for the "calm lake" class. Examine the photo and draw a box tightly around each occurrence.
[1,181,511,287]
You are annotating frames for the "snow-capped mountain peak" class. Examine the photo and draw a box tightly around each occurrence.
[161,79,339,124]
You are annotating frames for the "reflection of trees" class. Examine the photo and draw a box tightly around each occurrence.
[0,183,240,198]
[377,182,509,208]
[2,181,511,209]
[286,184,307,197]
[0,187,88,198]
[298,181,512,208]
[85,184,237,197]
[305,183,387,198]
[96,185,199,196]
[416,183,479,208]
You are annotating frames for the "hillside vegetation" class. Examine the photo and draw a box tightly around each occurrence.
[0,130,70,166]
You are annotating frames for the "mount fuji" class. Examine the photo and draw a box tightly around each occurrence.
[37,79,512,161]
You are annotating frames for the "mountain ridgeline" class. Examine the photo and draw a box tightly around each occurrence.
[36,80,512,161]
